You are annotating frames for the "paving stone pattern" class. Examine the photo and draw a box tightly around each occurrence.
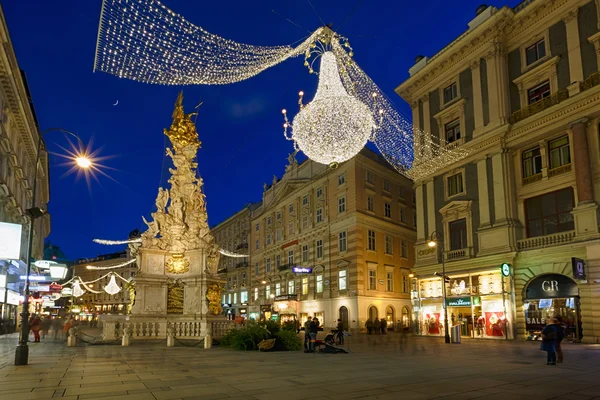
[1,332,600,400]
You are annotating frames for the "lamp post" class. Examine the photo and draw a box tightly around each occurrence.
[428,231,450,344]
[15,128,91,366]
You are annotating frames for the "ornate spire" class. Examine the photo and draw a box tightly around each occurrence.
[163,91,201,150]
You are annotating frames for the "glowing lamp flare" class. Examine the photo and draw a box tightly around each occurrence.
[283,51,375,167]
[76,156,92,168]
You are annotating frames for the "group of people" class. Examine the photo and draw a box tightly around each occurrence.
[540,316,567,365]
[303,316,320,353]
[27,315,75,342]
[365,318,388,334]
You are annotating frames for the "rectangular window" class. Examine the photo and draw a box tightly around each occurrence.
[288,222,294,235]
[255,262,259,276]
[266,258,271,273]
[266,234,271,245]
[368,230,376,251]
[316,239,323,258]
[367,195,374,212]
[265,285,270,298]
[383,179,391,192]
[338,231,347,253]
[302,215,309,229]
[302,245,309,262]
[400,208,406,223]
[449,218,468,251]
[366,170,374,184]
[255,223,259,232]
[240,291,248,303]
[384,202,391,218]
[401,240,408,258]
[548,136,570,170]
[302,277,309,295]
[276,211,281,220]
[399,186,405,199]
[443,82,458,104]
[267,216,271,225]
[254,287,259,300]
[525,187,574,238]
[368,269,377,290]
[522,147,542,178]
[289,204,294,214]
[386,272,394,292]
[526,38,546,66]
[222,294,226,304]
[316,274,323,293]
[316,208,323,223]
[275,283,281,296]
[338,197,346,213]
[302,195,309,206]
[255,239,259,250]
[402,274,409,293]
[276,255,281,269]
[288,280,295,295]
[338,173,345,185]
[233,292,238,304]
[339,270,347,291]
[228,293,232,304]
[528,81,550,105]
[288,250,294,265]
[447,173,464,197]
[385,235,393,255]
[316,187,323,198]
[445,119,461,143]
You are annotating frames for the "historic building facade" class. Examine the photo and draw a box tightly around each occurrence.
[0,4,50,327]
[396,0,600,342]
[218,149,417,331]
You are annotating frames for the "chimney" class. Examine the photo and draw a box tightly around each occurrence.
[409,55,429,76]
[468,5,496,30]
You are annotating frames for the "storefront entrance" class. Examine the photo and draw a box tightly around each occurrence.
[339,306,349,330]
[524,274,581,341]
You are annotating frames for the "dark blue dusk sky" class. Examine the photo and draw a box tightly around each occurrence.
[3,0,521,260]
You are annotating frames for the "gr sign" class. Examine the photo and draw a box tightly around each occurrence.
[525,274,579,299]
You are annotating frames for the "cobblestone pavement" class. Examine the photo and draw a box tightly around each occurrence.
[1,331,600,400]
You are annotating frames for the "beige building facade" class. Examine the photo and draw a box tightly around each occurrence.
[217,149,418,331]
[397,0,600,342]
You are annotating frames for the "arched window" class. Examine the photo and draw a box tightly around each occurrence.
[368,305,378,321]
[402,306,411,330]
[386,305,395,330]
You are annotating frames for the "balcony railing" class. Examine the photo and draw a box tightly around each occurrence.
[581,71,600,92]
[517,230,575,251]
[522,173,542,186]
[445,247,472,261]
[509,89,569,124]
[278,263,292,272]
[548,163,571,178]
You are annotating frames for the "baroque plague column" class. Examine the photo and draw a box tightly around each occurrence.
[105,93,226,340]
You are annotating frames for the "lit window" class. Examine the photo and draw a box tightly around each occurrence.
[316,274,323,293]
[445,119,461,143]
[275,283,281,296]
[447,173,464,197]
[338,197,346,213]
[316,187,323,198]
[265,285,270,298]
[338,270,347,291]
[401,240,408,258]
[266,258,271,273]
[548,136,570,170]
[316,208,323,223]
[254,287,259,300]
[233,292,238,304]
[367,196,374,212]
[240,291,248,303]
[288,280,295,294]
[302,277,309,295]
[368,230,376,251]
[338,173,345,185]
[316,239,323,258]
[526,38,546,66]
[528,81,550,105]
[338,231,347,253]
[443,82,457,104]
[384,202,391,218]
[522,147,542,178]
[383,180,390,192]
[385,235,393,255]
[302,245,309,262]
[368,269,377,290]
[288,250,294,265]
[365,170,374,184]
[386,272,394,292]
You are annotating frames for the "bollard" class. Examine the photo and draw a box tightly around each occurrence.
[67,327,77,347]
[204,334,212,349]
[122,326,132,346]
[166,326,175,347]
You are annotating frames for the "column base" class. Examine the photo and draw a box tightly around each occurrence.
[572,202,600,240]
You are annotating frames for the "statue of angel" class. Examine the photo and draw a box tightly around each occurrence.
[142,215,159,238]
[155,188,169,212]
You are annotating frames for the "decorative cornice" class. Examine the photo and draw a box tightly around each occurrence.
[561,6,579,23]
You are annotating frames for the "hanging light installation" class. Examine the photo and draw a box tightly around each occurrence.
[72,280,85,297]
[104,274,122,295]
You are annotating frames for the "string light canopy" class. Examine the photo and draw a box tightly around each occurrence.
[94,0,469,179]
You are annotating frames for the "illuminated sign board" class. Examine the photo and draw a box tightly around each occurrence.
[501,263,511,277]
[6,290,20,305]
[0,274,6,288]
[0,222,22,260]
[20,275,49,282]
[292,267,312,274]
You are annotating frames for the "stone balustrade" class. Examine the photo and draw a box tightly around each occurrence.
[517,230,575,250]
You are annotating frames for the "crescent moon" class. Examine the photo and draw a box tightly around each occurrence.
[113,100,119,106]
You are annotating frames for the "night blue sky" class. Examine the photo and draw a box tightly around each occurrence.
[3,0,521,260]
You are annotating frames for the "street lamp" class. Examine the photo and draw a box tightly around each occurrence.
[15,128,91,366]
[428,231,450,344]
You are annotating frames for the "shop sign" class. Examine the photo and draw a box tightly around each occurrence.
[572,258,585,279]
[525,274,579,299]
[274,294,297,301]
[260,305,272,312]
[446,297,471,307]
[30,285,50,292]
[501,263,511,277]
[20,275,49,282]
[6,290,20,305]
[292,267,312,274]
[0,221,22,260]
[42,301,55,308]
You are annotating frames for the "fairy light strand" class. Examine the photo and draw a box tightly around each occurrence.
[93,238,142,245]
[85,258,137,270]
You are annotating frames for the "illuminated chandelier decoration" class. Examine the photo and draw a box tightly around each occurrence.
[62,272,132,297]
[94,0,469,179]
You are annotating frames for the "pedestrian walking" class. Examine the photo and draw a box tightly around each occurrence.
[51,317,61,339]
[309,317,319,352]
[541,318,559,365]
[29,314,41,343]
[41,317,51,339]
[380,318,387,335]
[553,316,567,363]
[303,316,312,353]
[373,318,381,335]
[336,319,344,345]
[365,319,373,335]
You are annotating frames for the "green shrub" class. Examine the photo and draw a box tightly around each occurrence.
[281,321,298,332]
[220,322,270,351]
[274,330,302,351]
[258,319,281,335]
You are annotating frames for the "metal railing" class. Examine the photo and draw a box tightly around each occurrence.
[509,89,569,124]
[581,71,600,91]
[522,173,543,186]
[548,163,571,178]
